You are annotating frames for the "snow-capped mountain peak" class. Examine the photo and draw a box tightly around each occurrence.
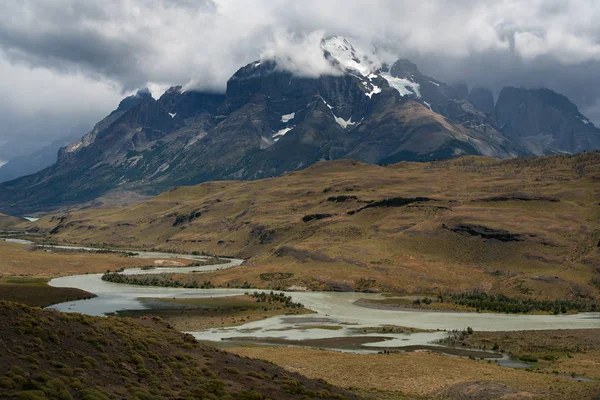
[321,36,380,77]
[320,36,421,99]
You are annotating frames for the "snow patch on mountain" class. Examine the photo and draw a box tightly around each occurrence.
[365,83,382,98]
[281,113,295,123]
[273,127,294,141]
[381,73,421,98]
[579,116,591,125]
[334,115,356,129]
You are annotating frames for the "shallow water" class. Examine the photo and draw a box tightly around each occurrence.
[47,271,600,353]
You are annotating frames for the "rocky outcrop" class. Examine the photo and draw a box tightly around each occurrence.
[348,197,432,215]
[444,223,523,242]
[495,87,600,155]
[469,87,495,116]
[476,193,560,203]
[302,213,335,222]
[327,195,358,202]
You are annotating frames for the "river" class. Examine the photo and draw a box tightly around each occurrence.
[5,239,600,354]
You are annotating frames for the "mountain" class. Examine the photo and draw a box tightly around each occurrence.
[57,88,156,161]
[468,87,495,117]
[0,138,46,165]
[0,36,597,215]
[0,133,82,183]
[495,87,600,155]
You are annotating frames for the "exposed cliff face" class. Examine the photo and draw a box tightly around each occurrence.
[469,87,495,117]
[495,87,600,155]
[58,89,156,161]
[386,61,513,154]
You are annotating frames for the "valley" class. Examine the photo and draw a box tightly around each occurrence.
[30,152,600,302]
[4,3,600,399]
[1,152,599,399]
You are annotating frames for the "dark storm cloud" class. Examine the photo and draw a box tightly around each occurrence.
[1,0,600,149]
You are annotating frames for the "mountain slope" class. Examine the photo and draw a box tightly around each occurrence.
[2,36,597,214]
[495,87,600,155]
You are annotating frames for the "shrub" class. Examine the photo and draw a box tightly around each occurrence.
[519,354,538,363]
[0,376,16,389]
[224,367,240,374]
[82,356,98,368]
[14,391,47,400]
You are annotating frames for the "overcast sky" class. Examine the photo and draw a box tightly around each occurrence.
[1,0,600,151]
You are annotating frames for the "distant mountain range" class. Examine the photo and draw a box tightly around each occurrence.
[1,36,598,215]
[0,133,82,184]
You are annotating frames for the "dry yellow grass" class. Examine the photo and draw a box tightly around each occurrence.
[0,213,28,229]
[228,347,600,399]
[32,152,600,300]
[539,352,600,381]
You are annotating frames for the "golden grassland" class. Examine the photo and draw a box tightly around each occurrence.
[0,213,27,229]
[32,152,600,301]
[229,346,600,400]
[457,329,600,380]
[0,240,190,278]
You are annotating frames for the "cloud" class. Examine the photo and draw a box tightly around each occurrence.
[259,30,342,77]
[1,0,600,148]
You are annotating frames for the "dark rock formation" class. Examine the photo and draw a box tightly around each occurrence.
[327,195,358,202]
[495,87,600,155]
[477,193,560,203]
[302,213,335,222]
[4,38,597,215]
[444,223,523,242]
[468,87,495,116]
[349,197,432,214]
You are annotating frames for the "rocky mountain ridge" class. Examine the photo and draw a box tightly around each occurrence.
[0,36,598,215]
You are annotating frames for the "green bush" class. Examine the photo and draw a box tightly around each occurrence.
[14,391,47,400]
[0,376,16,389]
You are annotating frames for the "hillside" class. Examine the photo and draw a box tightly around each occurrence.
[0,301,358,399]
[36,152,600,300]
[0,213,27,229]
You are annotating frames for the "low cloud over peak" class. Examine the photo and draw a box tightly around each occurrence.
[1,0,600,145]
